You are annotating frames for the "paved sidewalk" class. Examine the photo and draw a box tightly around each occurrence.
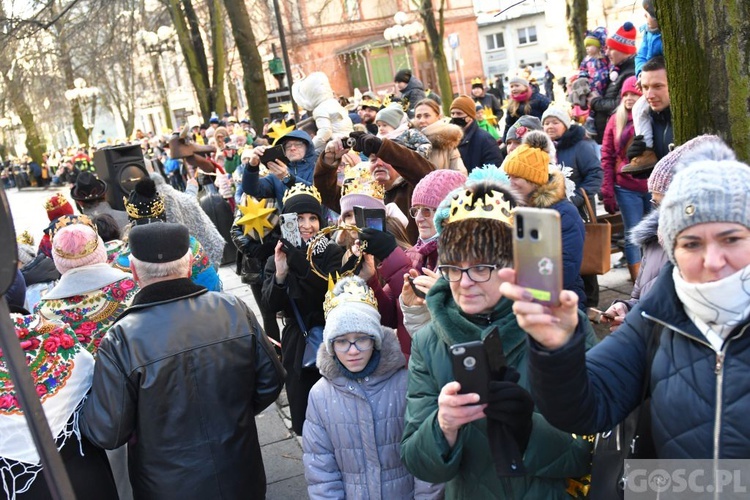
[218,266,308,498]
[218,254,634,498]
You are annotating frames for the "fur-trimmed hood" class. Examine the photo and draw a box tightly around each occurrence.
[316,326,405,382]
[554,124,586,150]
[421,121,463,150]
[528,169,567,208]
[628,208,660,247]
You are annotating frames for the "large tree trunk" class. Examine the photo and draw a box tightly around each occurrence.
[208,0,226,116]
[566,0,588,67]
[168,0,212,121]
[223,0,270,127]
[657,0,750,161]
[51,0,87,144]
[3,75,46,163]
[419,0,453,115]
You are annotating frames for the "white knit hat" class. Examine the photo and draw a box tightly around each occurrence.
[322,276,382,354]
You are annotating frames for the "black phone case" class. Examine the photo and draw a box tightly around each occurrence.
[450,341,490,404]
[408,276,427,299]
[263,146,290,166]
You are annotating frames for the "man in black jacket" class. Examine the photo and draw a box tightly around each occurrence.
[450,95,503,173]
[589,22,637,144]
[80,223,285,499]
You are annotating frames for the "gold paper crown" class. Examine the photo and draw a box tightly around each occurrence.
[44,194,69,211]
[360,98,381,109]
[53,233,100,260]
[323,276,379,318]
[471,77,484,86]
[123,194,166,220]
[447,189,514,225]
[282,183,322,204]
[51,214,96,241]
[17,230,34,246]
[340,164,385,200]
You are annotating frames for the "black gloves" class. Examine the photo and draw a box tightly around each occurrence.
[484,380,535,453]
[280,238,310,276]
[348,132,382,157]
[484,366,534,477]
[359,228,397,260]
[626,135,647,161]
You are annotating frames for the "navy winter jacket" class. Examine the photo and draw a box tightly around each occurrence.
[241,130,318,205]
[529,263,750,459]
[457,120,503,173]
[554,125,603,211]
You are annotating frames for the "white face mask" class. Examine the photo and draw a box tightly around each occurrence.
[673,263,750,342]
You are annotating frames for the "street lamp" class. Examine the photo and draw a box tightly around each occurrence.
[139,26,176,131]
[64,78,100,145]
[383,11,424,70]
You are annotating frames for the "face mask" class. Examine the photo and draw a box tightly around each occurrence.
[450,117,468,128]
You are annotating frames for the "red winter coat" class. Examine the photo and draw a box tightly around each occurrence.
[600,112,648,213]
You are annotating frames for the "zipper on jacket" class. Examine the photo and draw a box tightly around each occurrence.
[712,324,749,463]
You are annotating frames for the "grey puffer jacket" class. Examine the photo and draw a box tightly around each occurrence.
[302,328,437,499]
[618,209,669,310]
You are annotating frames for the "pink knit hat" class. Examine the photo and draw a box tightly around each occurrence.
[340,193,386,215]
[620,76,642,97]
[52,224,107,274]
[412,170,467,209]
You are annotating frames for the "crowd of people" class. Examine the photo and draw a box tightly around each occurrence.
[3,1,750,498]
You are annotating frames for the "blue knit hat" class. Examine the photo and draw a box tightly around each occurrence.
[659,161,750,264]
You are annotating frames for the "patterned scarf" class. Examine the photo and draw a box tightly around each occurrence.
[673,263,750,350]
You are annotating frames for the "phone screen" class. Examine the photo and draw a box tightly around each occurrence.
[354,206,386,231]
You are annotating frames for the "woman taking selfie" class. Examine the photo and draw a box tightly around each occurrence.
[262,184,344,435]
[401,180,595,498]
[512,158,750,460]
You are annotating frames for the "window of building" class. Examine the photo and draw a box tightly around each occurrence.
[345,0,360,21]
[517,26,537,46]
[486,32,504,51]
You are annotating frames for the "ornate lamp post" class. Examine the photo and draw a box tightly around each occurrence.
[64,78,100,146]
[140,26,176,131]
[383,11,424,70]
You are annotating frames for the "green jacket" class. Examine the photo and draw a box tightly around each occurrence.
[477,119,501,140]
[401,278,597,499]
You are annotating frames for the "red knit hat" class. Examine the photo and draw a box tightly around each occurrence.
[44,194,75,221]
[607,22,637,55]
[412,170,467,209]
[620,76,642,97]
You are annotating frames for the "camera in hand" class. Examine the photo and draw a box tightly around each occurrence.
[344,137,357,149]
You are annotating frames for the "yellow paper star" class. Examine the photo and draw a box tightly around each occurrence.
[268,120,296,144]
[236,196,276,240]
[279,102,294,114]
[483,106,498,126]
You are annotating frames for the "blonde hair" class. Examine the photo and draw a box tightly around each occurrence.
[507,98,532,118]
[613,99,631,144]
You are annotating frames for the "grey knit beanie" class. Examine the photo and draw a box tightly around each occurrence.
[659,161,750,264]
[541,106,571,129]
[323,276,383,354]
[375,104,405,130]
[505,115,543,143]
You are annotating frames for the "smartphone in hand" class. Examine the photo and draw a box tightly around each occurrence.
[408,275,427,299]
[512,207,563,306]
[262,145,290,166]
[450,341,490,404]
[354,206,386,231]
[280,213,301,248]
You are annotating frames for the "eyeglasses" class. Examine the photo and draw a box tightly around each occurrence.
[438,264,497,283]
[409,206,435,219]
[282,141,306,152]
[332,336,375,353]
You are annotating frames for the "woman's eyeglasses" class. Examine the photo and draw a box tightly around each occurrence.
[409,206,435,219]
[437,264,497,283]
[332,336,375,353]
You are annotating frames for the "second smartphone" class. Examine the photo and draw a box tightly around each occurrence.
[512,207,563,307]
